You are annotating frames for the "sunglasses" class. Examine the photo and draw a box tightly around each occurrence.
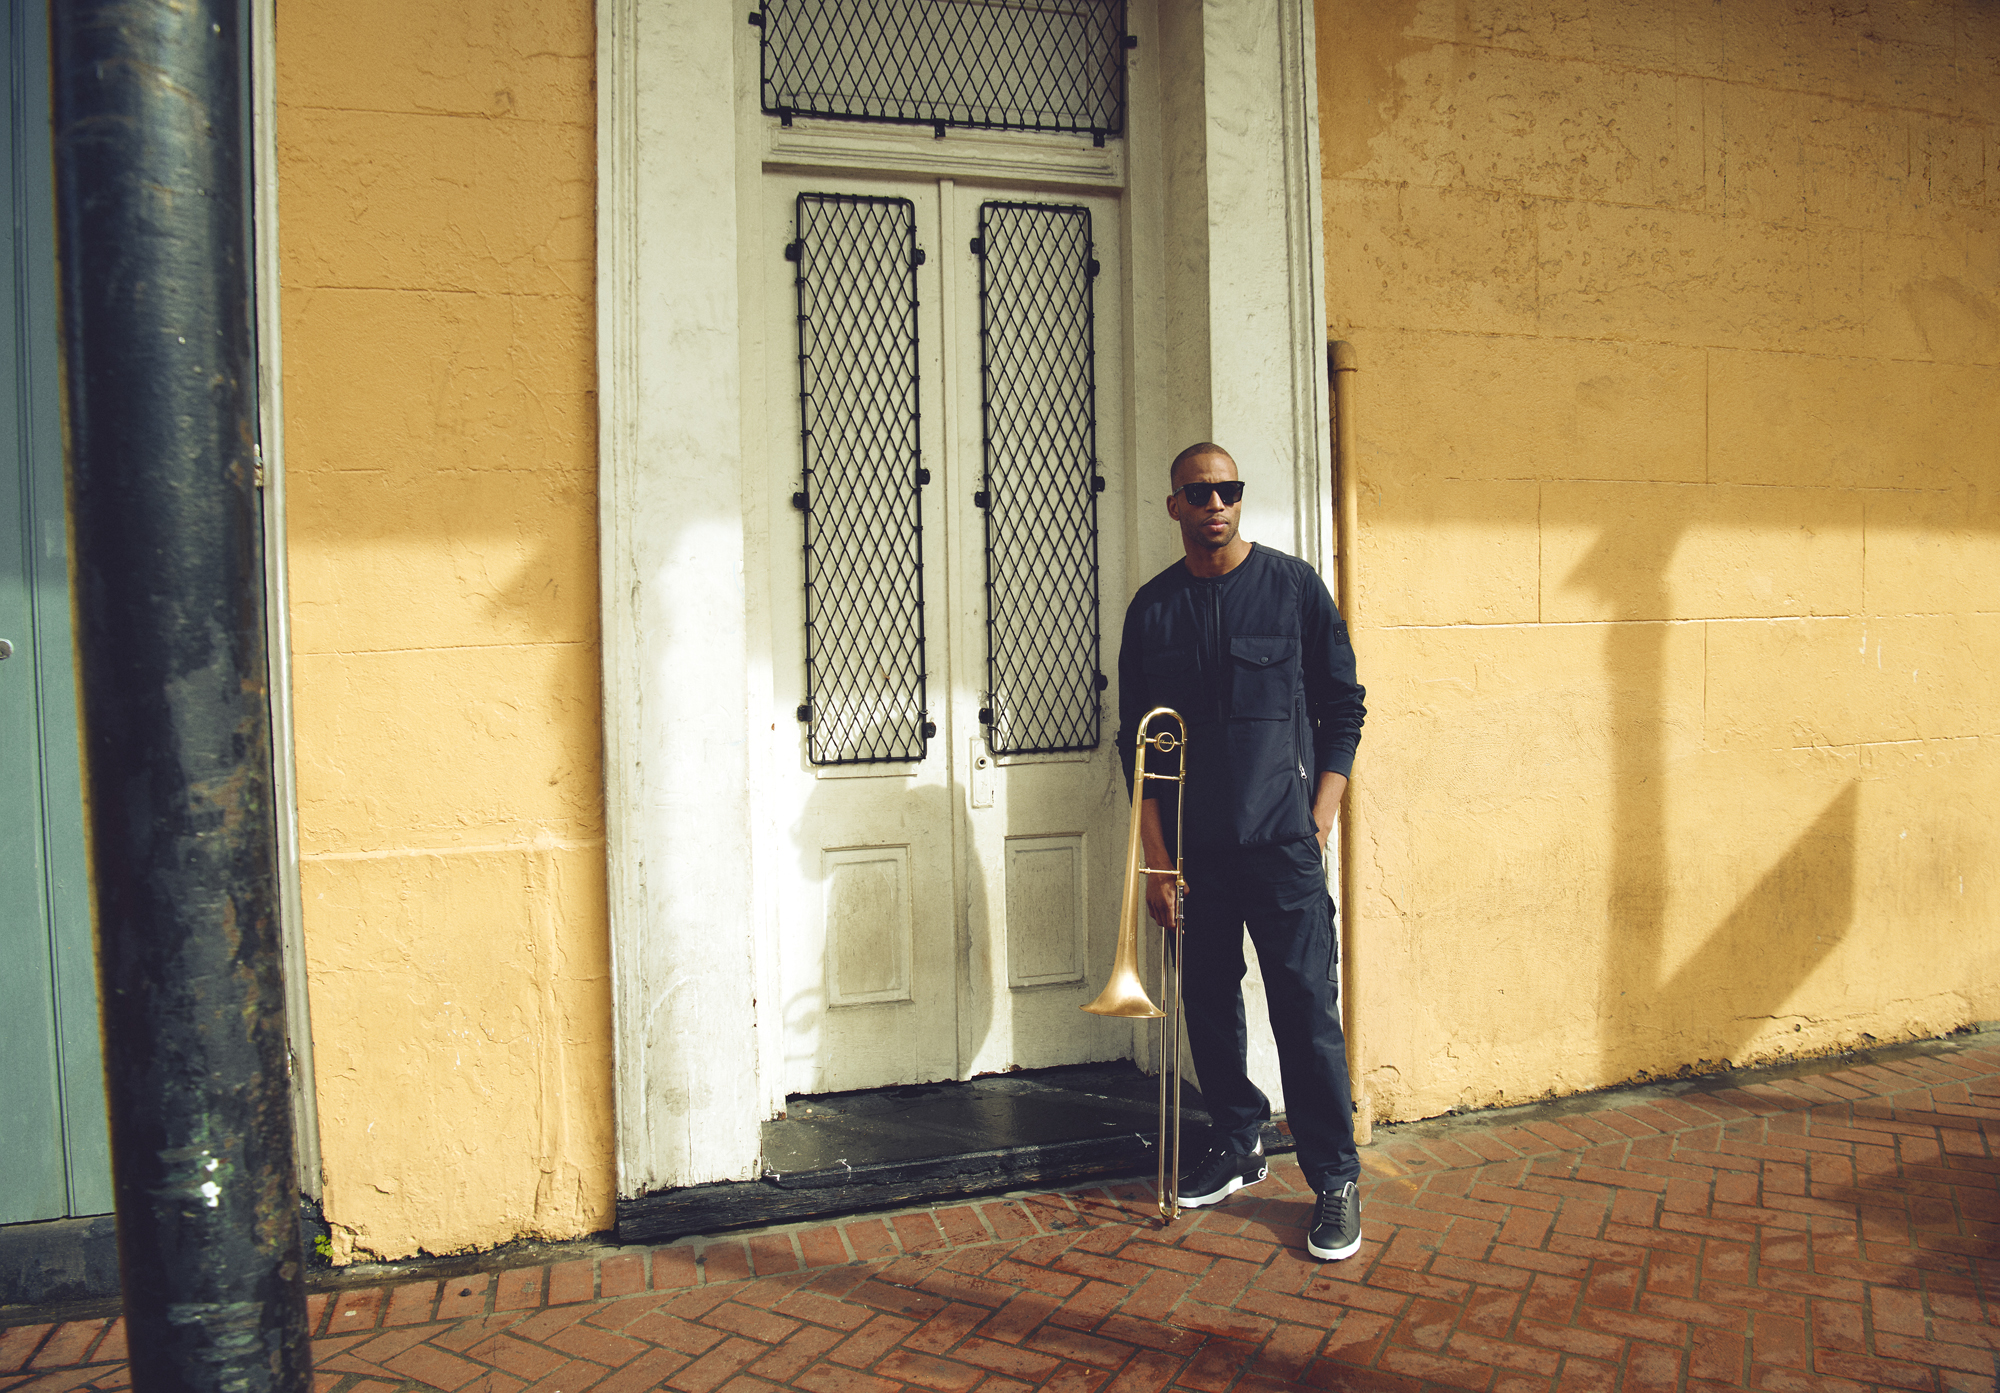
[1174,480,1245,507]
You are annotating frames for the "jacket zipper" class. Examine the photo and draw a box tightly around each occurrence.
[1207,582,1223,723]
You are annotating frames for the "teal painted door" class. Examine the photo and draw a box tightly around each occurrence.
[0,0,112,1224]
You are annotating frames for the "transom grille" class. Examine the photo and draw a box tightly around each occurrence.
[756,0,1128,140]
[791,193,931,765]
[975,202,1101,755]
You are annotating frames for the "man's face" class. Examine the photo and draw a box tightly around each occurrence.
[1167,451,1242,554]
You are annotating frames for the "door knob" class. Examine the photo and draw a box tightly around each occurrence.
[0,638,13,660]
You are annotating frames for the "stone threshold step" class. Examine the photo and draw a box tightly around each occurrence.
[615,1060,1292,1245]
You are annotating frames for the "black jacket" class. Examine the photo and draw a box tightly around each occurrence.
[1116,543,1365,851]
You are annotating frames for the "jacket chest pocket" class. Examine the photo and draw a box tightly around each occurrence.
[1229,635,1298,720]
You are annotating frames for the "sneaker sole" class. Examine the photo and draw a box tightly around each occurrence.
[1179,1167,1265,1208]
[1306,1231,1362,1261]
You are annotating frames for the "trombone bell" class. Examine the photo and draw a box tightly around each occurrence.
[1082,814,1165,1019]
[1080,960,1164,1019]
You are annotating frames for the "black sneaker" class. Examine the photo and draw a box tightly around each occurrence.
[1178,1144,1266,1207]
[1307,1180,1362,1260]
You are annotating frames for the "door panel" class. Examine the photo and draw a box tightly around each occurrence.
[1,0,112,1223]
[768,174,959,1096]
[946,185,1129,1077]
[1001,834,1086,988]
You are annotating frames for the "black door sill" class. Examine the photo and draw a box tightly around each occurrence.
[616,1061,1292,1246]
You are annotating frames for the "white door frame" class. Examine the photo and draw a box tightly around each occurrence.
[599,0,1333,1196]
[251,0,321,1200]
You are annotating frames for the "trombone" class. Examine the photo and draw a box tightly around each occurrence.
[1082,706,1188,1224]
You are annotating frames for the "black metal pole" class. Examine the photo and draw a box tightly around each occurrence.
[48,3,309,1389]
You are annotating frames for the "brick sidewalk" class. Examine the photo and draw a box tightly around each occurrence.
[4,1041,1995,1393]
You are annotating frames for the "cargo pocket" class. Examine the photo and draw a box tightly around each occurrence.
[1228,634,1297,719]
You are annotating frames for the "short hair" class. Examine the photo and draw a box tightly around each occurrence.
[1170,441,1233,485]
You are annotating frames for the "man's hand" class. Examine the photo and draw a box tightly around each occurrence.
[1143,868,1179,930]
[1312,771,1349,850]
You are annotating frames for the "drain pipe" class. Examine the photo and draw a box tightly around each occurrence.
[50,3,312,1388]
[1329,341,1370,1146]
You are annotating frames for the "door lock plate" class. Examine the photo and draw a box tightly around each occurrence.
[970,739,995,808]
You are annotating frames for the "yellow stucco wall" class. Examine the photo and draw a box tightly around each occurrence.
[1319,0,2000,1123]
[275,0,611,1260]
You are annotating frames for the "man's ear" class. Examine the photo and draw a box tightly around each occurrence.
[1165,493,1182,522]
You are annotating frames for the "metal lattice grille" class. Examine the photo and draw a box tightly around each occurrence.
[976,202,1101,755]
[757,0,1128,139]
[793,193,931,765]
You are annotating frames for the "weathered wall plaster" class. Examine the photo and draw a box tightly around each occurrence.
[1317,0,2000,1122]
[276,0,611,1260]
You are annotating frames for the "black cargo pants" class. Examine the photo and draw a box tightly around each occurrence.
[1178,835,1359,1193]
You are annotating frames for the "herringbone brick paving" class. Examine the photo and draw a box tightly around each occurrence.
[5,1041,1995,1393]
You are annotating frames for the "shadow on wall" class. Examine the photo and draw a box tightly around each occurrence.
[1653,786,1855,1058]
[1563,511,1858,1082]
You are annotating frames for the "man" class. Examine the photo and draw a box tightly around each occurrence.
[1115,441,1366,1261]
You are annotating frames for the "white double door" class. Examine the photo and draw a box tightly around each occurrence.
[759,171,1135,1097]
